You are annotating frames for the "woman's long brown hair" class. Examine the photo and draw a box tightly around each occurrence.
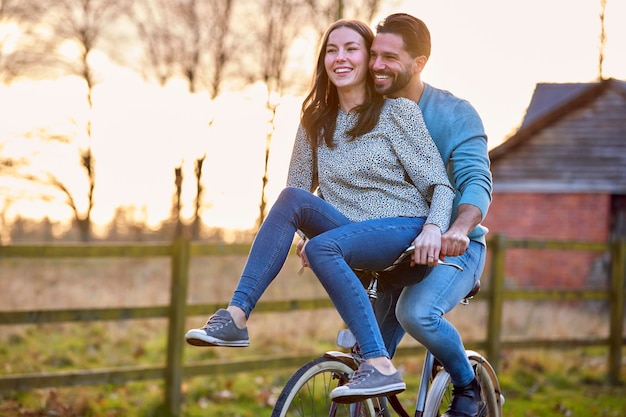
[301,20,385,150]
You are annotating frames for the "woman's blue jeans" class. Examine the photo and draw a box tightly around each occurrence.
[229,187,426,360]
[375,240,486,386]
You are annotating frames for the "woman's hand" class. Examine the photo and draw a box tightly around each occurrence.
[296,238,309,269]
[411,224,442,267]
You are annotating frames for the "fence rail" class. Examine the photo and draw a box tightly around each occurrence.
[1,235,624,416]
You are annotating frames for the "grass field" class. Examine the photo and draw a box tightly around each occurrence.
[1,255,625,416]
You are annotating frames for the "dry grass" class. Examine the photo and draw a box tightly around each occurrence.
[1,254,328,309]
[1,254,614,353]
[1,255,623,416]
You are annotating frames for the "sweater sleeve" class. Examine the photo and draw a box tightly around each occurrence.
[286,124,317,192]
[386,98,455,232]
[418,84,492,243]
[446,99,493,221]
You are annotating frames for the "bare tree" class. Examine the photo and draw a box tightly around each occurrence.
[0,0,56,83]
[206,0,234,99]
[0,1,31,180]
[175,0,202,93]
[304,0,386,38]
[246,0,311,230]
[130,0,235,95]
[129,0,178,86]
[172,164,184,237]
[598,0,607,80]
[1,0,63,242]
[36,0,127,241]
[191,154,206,239]
[0,142,25,244]
[129,0,235,238]
[1,0,392,240]
[344,0,385,24]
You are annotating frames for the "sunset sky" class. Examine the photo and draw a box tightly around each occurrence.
[1,0,624,234]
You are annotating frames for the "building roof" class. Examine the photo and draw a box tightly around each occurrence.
[488,78,626,193]
[490,78,626,160]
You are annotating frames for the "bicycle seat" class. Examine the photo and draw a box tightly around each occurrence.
[465,280,480,299]
[356,246,480,302]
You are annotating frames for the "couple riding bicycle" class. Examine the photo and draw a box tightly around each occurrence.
[186,13,493,417]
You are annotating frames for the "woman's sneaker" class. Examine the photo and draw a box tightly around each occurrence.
[185,309,249,347]
[330,363,406,403]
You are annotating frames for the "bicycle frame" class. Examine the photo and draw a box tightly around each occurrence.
[327,276,447,417]
[271,247,503,417]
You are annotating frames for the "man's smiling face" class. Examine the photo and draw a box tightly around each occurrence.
[369,33,416,98]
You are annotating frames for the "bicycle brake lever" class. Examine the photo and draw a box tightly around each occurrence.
[384,246,464,271]
[437,260,463,271]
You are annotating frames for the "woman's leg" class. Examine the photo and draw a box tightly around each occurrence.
[305,216,425,361]
[306,216,425,402]
[375,287,406,358]
[186,187,350,347]
[229,187,351,316]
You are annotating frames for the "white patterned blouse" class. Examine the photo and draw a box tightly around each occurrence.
[287,97,455,233]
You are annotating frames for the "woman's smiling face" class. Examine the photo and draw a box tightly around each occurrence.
[324,26,369,91]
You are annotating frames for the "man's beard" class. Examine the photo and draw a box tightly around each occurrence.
[374,68,412,97]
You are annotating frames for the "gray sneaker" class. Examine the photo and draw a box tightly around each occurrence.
[330,363,406,403]
[185,309,249,347]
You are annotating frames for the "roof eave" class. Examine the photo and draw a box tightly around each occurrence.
[489,78,615,161]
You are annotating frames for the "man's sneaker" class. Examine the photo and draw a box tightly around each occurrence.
[330,363,406,403]
[185,309,249,347]
[442,377,487,417]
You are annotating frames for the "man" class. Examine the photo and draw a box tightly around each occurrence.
[370,13,493,417]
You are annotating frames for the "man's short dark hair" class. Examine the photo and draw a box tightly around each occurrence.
[376,13,431,59]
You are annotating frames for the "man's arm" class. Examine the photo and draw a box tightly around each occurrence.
[440,204,482,258]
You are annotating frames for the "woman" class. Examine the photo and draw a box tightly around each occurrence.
[185,20,454,403]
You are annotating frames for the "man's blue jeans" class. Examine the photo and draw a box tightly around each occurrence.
[375,240,486,387]
[229,187,427,360]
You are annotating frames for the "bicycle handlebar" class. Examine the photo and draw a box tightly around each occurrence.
[382,245,463,272]
[300,245,464,276]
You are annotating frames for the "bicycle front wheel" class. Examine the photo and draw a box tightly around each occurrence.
[423,355,503,417]
[271,356,381,417]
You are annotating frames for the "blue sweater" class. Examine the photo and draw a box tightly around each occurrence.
[418,83,493,244]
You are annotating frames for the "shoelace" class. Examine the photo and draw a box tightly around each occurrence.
[203,313,230,330]
[347,366,374,386]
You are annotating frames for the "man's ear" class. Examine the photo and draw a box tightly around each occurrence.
[413,55,428,73]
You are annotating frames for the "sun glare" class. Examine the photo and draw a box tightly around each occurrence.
[2,0,626,236]
[58,40,80,60]
[0,23,20,55]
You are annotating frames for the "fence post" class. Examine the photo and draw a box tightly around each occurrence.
[486,234,506,372]
[164,237,191,416]
[608,238,625,385]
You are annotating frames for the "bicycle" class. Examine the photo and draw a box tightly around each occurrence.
[271,246,504,417]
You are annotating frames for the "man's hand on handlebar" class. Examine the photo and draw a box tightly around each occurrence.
[440,228,470,258]
[439,204,479,257]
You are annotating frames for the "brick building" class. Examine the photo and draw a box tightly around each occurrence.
[483,78,626,288]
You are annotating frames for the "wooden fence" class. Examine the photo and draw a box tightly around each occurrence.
[0,235,624,417]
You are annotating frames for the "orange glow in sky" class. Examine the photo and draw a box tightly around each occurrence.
[1,0,625,232]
